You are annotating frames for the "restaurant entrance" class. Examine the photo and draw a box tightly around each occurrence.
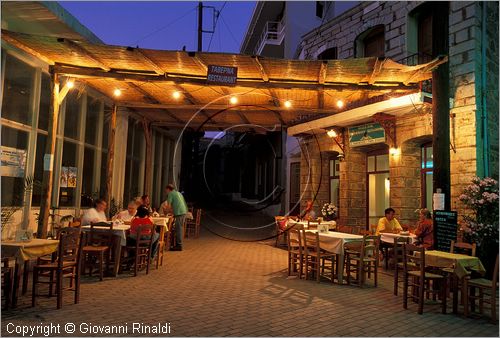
[367,151,390,226]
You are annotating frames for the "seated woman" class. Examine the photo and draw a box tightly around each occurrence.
[415,208,433,249]
[127,205,160,258]
[113,201,137,222]
[81,198,107,226]
[300,200,316,221]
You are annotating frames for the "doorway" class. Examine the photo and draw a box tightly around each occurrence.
[367,152,390,226]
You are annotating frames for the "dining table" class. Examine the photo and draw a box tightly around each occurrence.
[1,238,60,307]
[290,229,363,284]
[380,232,417,244]
[287,220,337,230]
[424,250,486,313]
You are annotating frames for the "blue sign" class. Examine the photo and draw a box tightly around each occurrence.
[348,123,386,147]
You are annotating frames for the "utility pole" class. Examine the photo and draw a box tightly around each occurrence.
[198,1,203,52]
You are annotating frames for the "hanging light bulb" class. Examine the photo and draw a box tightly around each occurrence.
[113,89,122,97]
[172,91,181,99]
[284,100,292,108]
[336,99,344,109]
[229,96,238,104]
[66,80,75,89]
[327,129,337,138]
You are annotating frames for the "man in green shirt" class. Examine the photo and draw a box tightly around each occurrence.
[162,184,188,251]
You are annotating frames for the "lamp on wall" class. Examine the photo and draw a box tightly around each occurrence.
[326,127,345,155]
[389,146,400,156]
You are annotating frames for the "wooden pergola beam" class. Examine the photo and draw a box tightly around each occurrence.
[3,33,54,65]
[367,57,385,85]
[52,64,419,91]
[318,88,324,109]
[189,53,208,73]
[104,104,117,214]
[252,56,269,82]
[61,38,111,71]
[318,60,327,85]
[132,48,165,75]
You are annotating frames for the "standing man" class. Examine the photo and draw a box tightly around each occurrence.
[162,184,188,251]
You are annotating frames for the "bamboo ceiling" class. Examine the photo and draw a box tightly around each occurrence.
[1,30,446,131]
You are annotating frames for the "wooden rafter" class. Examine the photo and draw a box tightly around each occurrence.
[252,56,269,82]
[403,55,448,85]
[220,87,252,126]
[61,39,111,71]
[318,60,327,84]
[367,57,385,85]
[3,33,54,65]
[188,52,208,73]
[318,88,324,109]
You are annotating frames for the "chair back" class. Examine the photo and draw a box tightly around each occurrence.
[195,209,202,225]
[287,223,303,252]
[337,225,353,234]
[307,221,318,230]
[450,240,477,257]
[393,236,410,265]
[69,221,81,228]
[166,217,175,231]
[303,231,320,257]
[57,227,83,268]
[135,224,155,250]
[360,235,380,260]
[403,244,425,277]
[369,224,378,235]
[87,222,114,247]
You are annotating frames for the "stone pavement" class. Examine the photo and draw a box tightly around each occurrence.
[2,210,498,337]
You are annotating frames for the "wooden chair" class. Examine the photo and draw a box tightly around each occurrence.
[32,227,83,309]
[154,223,166,269]
[450,240,477,257]
[1,258,14,310]
[307,221,318,230]
[123,224,155,276]
[303,231,336,283]
[337,225,353,234]
[393,236,411,295]
[346,235,380,287]
[163,217,175,252]
[275,216,288,247]
[402,244,447,315]
[185,209,202,239]
[82,222,114,281]
[287,224,304,278]
[464,254,499,323]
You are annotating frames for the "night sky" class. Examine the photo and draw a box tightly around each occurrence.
[59,1,256,53]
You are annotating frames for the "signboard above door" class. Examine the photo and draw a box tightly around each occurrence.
[348,122,386,147]
[207,65,238,85]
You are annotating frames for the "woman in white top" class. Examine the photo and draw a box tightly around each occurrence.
[113,201,137,222]
[82,199,108,226]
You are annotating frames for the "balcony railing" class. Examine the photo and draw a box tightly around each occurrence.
[254,17,286,55]
[397,52,433,66]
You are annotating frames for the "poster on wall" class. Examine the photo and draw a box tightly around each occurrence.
[348,123,386,147]
[0,146,26,177]
[60,167,77,188]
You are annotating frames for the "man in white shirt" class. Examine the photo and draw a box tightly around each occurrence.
[82,199,108,226]
[112,201,137,222]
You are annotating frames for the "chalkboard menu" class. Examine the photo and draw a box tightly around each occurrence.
[434,210,458,252]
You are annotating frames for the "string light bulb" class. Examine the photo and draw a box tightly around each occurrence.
[284,100,292,108]
[229,96,238,104]
[113,89,122,97]
[172,91,181,99]
[336,99,344,109]
[66,80,75,89]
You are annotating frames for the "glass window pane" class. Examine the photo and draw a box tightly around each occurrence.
[32,134,47,206]
[102,104,111,148]
[367,156,375,172]
[38,73,51,131]
[100,150,108,200]
[368,173,390,225]
[59,141,78,207]
[1,54,34,125]
[330,178,340,206]
[376,154,389,171]
[1,127,29,206]
[335,160,340,176]
[82,146,96,200]
[426,146,433,168]
[329,160,334,176]
[134,123,144,155]
[63,91,82,139]
[426,172,433,209]
[123,158,132,207]
[85,96,101,145]
[421,147,425,168]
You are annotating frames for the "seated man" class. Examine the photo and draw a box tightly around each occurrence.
[112,201,137,222]
[82,198,107,226]
[376,207,402,235]
[415,208,434,249]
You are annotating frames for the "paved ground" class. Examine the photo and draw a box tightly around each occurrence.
[2,210,498,337]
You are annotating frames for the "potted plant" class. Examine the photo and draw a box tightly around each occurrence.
[459,176,499,278]
[320,202,338,222]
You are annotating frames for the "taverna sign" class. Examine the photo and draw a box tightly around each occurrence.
[207,65,238,85]
[348,122,386,147]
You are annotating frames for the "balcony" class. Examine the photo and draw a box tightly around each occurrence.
[254,17,285,56]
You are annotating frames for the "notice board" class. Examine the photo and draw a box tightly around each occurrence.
[434,210,458,252]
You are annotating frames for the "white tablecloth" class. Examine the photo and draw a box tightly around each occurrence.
[151,217,171,230]
[288,220,337,230]
[380,232,417,244]
[82,224,130,246]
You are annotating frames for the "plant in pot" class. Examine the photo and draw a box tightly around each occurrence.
[459,176,499,278]
[320,202,338,229]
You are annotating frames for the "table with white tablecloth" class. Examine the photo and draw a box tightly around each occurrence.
[287,220,337,230]
[380,232,417,244]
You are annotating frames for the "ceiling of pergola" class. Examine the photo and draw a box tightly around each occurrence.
[2,29,446,131]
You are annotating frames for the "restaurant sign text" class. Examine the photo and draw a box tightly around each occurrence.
[348,123,386,147]
[207,65,238,85]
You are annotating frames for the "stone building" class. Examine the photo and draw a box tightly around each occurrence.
[289,1,499,229]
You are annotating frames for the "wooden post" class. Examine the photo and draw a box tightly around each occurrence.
[432,2,451,213]
[105,104,117,216]
[142,119,152,196]
[37,71,59,238]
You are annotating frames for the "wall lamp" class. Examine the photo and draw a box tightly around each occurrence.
[326,128,345,154]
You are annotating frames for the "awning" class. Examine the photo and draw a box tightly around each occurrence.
[1,29,446,131]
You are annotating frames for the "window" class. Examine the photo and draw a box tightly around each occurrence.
[329,157,340,207]
[32,134,47,206]
[123,118,145,205]
[316,1,324,18]
[59,141,78,207]
[421,143,433,208]
[1,54,35,125]
[356,25,385,58]
[1,127,29,206]
[38,73,51,131]
[418,12,433,62]
[317,47,338,60]
[63,91,82,139]
[367,152,390,226]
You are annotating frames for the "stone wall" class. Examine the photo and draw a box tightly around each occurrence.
[295,1,498,224]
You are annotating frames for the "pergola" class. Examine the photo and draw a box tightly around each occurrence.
[1,29,447,236]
